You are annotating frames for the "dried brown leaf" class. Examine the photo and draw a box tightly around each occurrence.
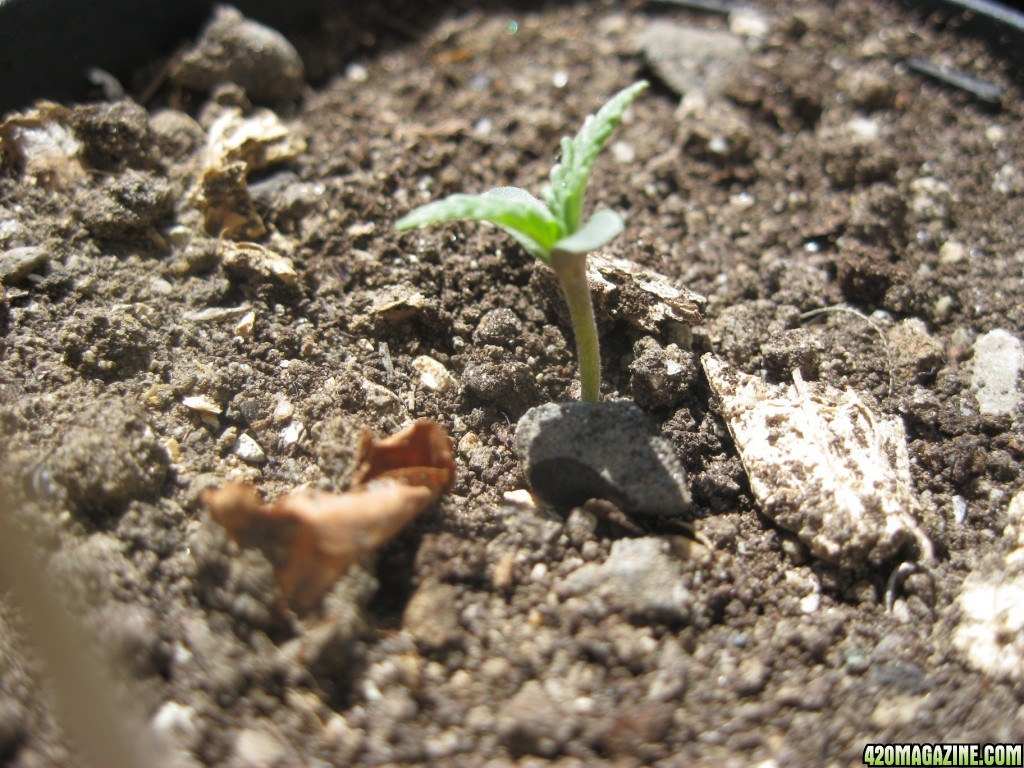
[353,419,457,495]
[203,420,455,612]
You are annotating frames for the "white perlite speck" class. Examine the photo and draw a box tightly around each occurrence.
[971,329,1023,416]
[702,355,932,568]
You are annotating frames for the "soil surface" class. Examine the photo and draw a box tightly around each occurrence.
[2,1,1024,766]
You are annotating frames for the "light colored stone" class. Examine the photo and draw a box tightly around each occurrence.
[954,571,1024,685]
[233,727,289,768]
[971,329,1023,416]
[151,701,200,750]
[412,355,457,392]
[953,490,1024,685]
[0,245,48,284]
[233,433,266,464]
[183,395,222,429]
[636,20,748,98]
[272,398,294,422]
[556,537,693,623]
[729,8,771,39]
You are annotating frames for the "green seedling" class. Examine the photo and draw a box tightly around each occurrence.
[395,80,649,402]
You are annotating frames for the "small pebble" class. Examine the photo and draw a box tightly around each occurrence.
[233,433,266,464]
[564,507,598,547]
[412,355,458,392]
[280,422,305,446]
[728,8,770,39]
[0,246,48,284]
[151,701,200,750]
[233,310,255,337]
[345,62,369,83]
[272,398,294,422]
[233,727,289,768]
[556,537,693,624]
[182,395,222,415]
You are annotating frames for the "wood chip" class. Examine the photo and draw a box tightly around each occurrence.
[702,354,932,567]
[205,107,306,173]
[220,241,297,285]
[534,253,705,337]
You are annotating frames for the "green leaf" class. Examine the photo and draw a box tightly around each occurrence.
[543,80,648,234]
[552,209,623,255]
[394,188,563,262]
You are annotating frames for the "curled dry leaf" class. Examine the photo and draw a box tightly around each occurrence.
[0,102,85,189]
[203,420,455,612]
[198,161,266,240]
[205,107,306,173]
[197,106,305,239]
[219,241,297,285]
[352,418,457,493]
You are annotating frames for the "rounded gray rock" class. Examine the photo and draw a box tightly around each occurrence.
[170,6,304,103]
[515,401,691,516]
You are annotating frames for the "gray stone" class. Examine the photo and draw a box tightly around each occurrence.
[556,537,693,624]
[515,401,691,516]
[636,20,749,98]
[170,6,304,103]
[0,246,48,284]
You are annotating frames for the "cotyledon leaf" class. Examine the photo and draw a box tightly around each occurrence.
[395,188,563,262]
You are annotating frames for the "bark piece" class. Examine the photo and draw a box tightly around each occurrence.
[702,354,932,567]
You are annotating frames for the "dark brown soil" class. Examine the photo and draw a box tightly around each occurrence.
[2,1,1024,766]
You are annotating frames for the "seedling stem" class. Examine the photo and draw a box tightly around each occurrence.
[550,248,600,402]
